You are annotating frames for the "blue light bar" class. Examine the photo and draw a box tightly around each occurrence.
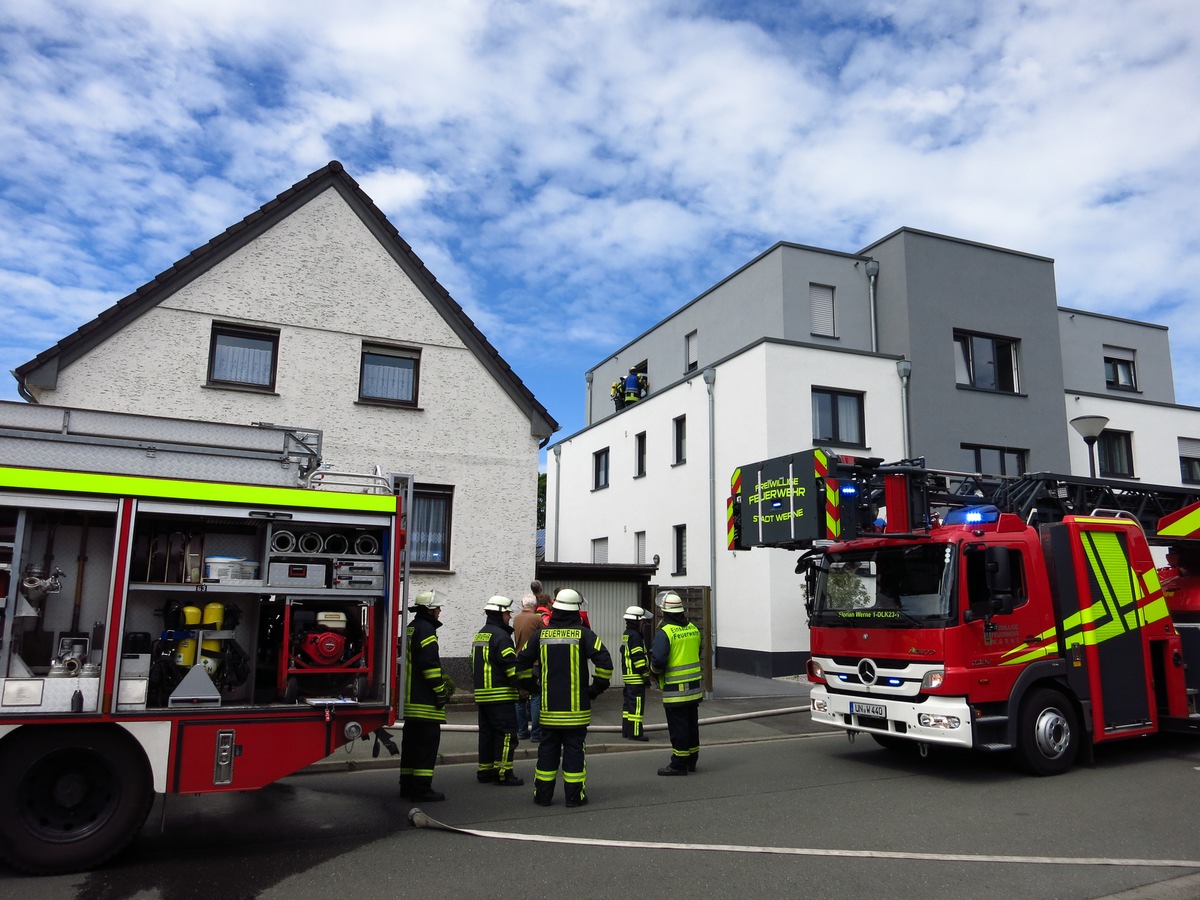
[840,484,858,496]
[943,504,1001,526]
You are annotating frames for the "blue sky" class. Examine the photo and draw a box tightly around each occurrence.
[3,0,1199,455]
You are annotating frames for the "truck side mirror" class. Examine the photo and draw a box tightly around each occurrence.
[984,546,1014,615]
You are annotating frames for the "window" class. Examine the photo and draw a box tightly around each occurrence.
[673,524,687,576]
[960,443,1027,476]
[673,416,687,464]
[1104,348,1137,392]
[634,432,647,478]
[410,484,453,569]
[593,448,610,490]
[1179,438,1200,484]
[635,530,646,565]
[360,344,420,405]
[810,283,835,337]
[812,389,864,446]
[954,331,1019,393]
[591,537,609,564]
[1098,430,1134,478]
[685,331,698,373]
[208,324,279,390]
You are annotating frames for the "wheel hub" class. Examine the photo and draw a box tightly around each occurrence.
[1033,707,1071,759]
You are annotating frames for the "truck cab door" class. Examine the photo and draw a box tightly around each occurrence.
[1042,518,1156,736]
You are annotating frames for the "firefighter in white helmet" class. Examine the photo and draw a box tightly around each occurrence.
[650,590,703,775]
[516,588,612,807]
[472,595,524,787]
[401,590,453,802]
[621,605,653,741]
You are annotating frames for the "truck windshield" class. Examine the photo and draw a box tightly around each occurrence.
[812,543,955,625]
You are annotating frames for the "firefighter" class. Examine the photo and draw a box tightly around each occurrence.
[650,590,703,776]
[611,379,625,411]
[400,589,453,802]
[621,605,652,741]
[472,595,524,786]
[516,588,612,807]
[624,367,641,405]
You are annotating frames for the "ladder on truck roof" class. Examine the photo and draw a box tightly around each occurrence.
[0,401,322,488]
[851,458,1200,541]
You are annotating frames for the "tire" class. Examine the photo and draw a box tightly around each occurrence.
[284,675,299,703]
[0,726,154,874]
[1017,688,1079,776]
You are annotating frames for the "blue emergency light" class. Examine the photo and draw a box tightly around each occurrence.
[942,505,1001,526]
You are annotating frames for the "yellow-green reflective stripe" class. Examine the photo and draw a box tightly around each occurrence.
[0,466,397,513]
[1160,505,1200,537]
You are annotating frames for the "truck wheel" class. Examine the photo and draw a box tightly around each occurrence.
[1017,688,1078,776]
[0,727,154,874]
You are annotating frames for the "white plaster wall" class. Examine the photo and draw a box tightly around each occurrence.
[549,341,905,666]
[34,188,540,655]
[1064,395,1200,486]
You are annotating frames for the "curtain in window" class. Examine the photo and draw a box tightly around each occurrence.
[362,353,415,401]
[214,335,273,385]
[410,494,448,564]
[837,393,861,444]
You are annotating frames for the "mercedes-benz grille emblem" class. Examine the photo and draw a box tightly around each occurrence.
[857,659,878,686]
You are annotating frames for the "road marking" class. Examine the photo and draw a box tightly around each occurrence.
[408,809,1200,869]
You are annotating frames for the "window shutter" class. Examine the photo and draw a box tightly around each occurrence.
[810,284,835,336]
[1179,437,1200,458]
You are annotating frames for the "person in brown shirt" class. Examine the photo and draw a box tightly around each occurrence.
[512,594,542,740]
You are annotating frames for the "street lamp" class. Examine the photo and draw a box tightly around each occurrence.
[1070,415,1109,478]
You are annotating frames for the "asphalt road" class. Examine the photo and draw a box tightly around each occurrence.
[5,724,1200,900]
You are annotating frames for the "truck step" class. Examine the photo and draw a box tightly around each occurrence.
[978,742,1014,752]
[974,715,1009,725]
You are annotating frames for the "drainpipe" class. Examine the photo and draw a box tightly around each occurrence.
[584,372,593,426]
[552,444,562,562]
[896,359,912,459]
[865,259,880,353]
[703,366,717,694]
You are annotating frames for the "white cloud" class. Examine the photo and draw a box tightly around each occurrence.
[0,0,1199,441]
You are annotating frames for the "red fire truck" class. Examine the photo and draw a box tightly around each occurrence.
[0,402,408,872]
[731,449,1200,775]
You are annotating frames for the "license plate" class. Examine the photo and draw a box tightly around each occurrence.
[851,702,886,718]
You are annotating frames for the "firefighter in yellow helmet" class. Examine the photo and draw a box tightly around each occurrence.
[650,590,702,775]
[516,588,612,807]
[401,590,453,801]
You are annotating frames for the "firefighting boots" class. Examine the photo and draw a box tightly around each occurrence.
[533,779,554,806]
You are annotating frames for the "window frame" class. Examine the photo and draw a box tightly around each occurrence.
[207,323,280,391]
[685,331,698,373]
[359,343,421,407]
[1104,356,1137,392]
[953,330,1020,394]
[634,530,646,565]
[673,416,687,465]
[591,537,609,564]
[960,443,1027,477]
[1182,457,1200,485]
[634,431,647,478]
[1098,430,1135,478]
[593,447,610,490]
[673,524,687,576]
[408,483,454,570]
[811,387,865,447]
[810,282,836,338]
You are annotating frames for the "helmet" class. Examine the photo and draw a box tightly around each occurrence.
[656,590,684,613]
[484,595,513,613]
[552,588,585,611]
[412,590,446,609]
[624,605,650,621]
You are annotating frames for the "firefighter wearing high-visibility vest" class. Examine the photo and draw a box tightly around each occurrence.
[516,589,612,807]
[624,367,642,404]
[621,605,652,742]
[401,590,454,802]
[472,595,524,786]
[650,590,702,776]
